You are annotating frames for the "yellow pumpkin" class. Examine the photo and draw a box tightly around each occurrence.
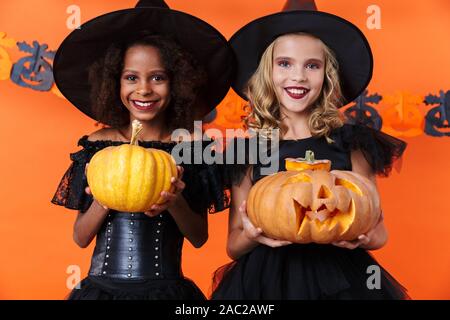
[247,151,380,244]
[87,120,178,212]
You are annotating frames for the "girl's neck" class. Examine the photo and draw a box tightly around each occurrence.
[120,116,172,142]
[280,109,312,140]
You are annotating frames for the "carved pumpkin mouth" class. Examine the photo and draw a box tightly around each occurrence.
[432,125,450,132]
[294,199,355,235]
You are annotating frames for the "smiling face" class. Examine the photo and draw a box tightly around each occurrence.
[272,33,325,116]
[120,45,171,123]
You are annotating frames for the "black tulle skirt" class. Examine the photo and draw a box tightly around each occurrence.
[68,276,206,300]
[211,244,410,300]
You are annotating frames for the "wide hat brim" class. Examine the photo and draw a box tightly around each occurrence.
[54,7,235,123]
[229,10,373,104]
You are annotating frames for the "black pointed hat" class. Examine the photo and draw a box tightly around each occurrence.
[229,0,373,104]
[53,0,235,123]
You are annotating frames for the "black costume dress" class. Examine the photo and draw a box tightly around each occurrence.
[212,124,410,300]
[52,136,229,300]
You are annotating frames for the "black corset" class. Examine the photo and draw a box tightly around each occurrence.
[88,211,184,280]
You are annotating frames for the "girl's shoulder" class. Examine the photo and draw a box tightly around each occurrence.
[87,127,126,143]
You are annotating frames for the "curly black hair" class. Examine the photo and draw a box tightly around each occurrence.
[88,33,207,132]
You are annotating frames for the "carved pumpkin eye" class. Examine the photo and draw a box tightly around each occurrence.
[335,178,363,196]
[283,172,311,185]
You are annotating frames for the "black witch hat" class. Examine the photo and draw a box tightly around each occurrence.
[229,0,373,105]
[54,0,235,124]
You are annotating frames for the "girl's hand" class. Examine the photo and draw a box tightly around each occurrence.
[239,200,292,248]
[144,166,185,218]
[85,163,108,210]
[332,234,370,250]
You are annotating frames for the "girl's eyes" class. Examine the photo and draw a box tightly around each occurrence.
[123,74,167,81]
[151,74,166,81]
[306,63,320,69]
[277,60,290,68]
[276,61,321,69]
[125,75,137,81]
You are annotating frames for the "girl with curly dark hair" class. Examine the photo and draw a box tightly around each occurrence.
[51,0,234,300]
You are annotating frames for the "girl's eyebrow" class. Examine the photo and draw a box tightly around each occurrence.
[305,58,324,64]
[274,56,293,60]
[273,56,324,63]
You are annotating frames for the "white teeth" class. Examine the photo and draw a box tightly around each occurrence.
[134,101,152,107]
[286,88,308,95]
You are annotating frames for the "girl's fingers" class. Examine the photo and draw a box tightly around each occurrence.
[256,233,292,247]
[242,217,261,239]
[160,191,176,202]
[247,226,262,239]
[173,179,185,191]
[358,235,370,244]
[332,238,366,249]
[240,200,247,212]
[145,202,169,217]
[170,177,185,193]
[85,186,92,195]
[144,210,159,217]
[176,166,184,180]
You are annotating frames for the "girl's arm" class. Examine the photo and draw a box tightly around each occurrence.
[145,166,208,248]
[73,129,114,248]
[73,187,110,248]
[226,168,292,260]
[332,150,388,250]
[167,194,208,248]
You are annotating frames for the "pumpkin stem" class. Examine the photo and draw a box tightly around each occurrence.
[305,150,315,162]
[130,120,143,146]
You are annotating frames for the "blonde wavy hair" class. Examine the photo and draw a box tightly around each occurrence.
[244,32,344,142]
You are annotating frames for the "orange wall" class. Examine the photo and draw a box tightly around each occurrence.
[0,0,449,299]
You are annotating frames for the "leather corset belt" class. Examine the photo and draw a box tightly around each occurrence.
[88,211,184,280]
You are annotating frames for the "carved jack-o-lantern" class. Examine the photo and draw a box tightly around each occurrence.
[247,152,381,244]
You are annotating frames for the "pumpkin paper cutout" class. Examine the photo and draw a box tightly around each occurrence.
[87,120,178,212]
[10,40,55,91]
[203,89,247,134]
[344,90,383,130]
[247,151,381,244]
[424,90,450,137]
[381,92,424,137]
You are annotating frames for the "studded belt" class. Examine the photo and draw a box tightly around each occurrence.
[88,211,184,280]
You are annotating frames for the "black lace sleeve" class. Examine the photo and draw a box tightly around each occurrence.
[336,123,407,176]
[181,161,231,215]
[173,140,230,215]
[51,136,96,213]
[220,137,255,186]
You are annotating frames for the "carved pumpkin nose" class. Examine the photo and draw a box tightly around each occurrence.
[313,184,337,213]
[317,185,332,199]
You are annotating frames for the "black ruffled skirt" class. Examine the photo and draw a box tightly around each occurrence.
[211,244,410,300]
[68,276,206,300]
